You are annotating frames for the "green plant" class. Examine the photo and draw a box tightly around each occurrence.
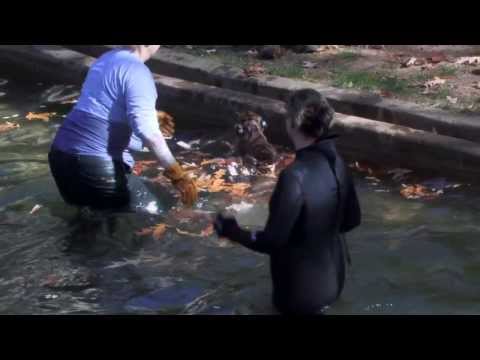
[265,63,305,79]
[335,51,361,62]
[331,70,409,94]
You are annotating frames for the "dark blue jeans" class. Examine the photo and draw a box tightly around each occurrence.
[49,148,131,210]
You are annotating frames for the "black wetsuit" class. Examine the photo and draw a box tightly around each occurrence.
[233,135,361,314]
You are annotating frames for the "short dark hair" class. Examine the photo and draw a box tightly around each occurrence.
[286,89,334,138]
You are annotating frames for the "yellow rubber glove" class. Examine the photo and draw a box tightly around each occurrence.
[157,111,175,138]
[164,162,198,207]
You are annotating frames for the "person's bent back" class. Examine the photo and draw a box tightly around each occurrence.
[49,45,197,211]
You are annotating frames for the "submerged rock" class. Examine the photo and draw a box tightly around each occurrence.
[41,268,98,291]
[124,282,206,313]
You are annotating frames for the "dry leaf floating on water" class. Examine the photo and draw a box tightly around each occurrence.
[26,112,57,122]
[152,223,167,240]
[0,121,20,133]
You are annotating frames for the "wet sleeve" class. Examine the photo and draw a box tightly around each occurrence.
[235,171,303,255]
[124,64,162,142]
[340,173,361,233]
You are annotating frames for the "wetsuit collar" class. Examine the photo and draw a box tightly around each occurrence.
[296,133,339,155]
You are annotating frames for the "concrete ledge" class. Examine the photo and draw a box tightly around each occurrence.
[3,45,480,177]
[0,45,95,84]
[66,45,480,144]
[333,116,480,177]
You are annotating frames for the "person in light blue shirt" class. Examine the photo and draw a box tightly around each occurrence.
[49,45,198,211]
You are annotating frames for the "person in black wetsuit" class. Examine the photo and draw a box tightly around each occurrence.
[214,89,361,315]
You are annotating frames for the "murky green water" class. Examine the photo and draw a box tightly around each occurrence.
[2,71,480,315]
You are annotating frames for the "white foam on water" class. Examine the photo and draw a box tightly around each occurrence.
[144,201,159,215]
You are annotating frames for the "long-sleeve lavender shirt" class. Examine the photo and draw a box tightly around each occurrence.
[51,48,161,168]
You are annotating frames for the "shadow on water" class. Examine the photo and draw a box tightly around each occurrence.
[3,68,480,315]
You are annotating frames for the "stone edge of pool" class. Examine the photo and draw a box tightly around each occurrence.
[1,44,480,178]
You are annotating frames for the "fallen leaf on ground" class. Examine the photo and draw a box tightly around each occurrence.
[26,112,57,122]
[0,121,20,133]
[302,61,317,69]
[205,49,217,54]
[421,63,434,70]
[446,96,458,104]
[243,63,265,77]
[400,184,443,200]
[455,56,480,65]
[246,49,258,56]
[402,57,422,67]
[423,77,446,89]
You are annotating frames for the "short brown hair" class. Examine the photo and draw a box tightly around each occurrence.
[287,89,334,138]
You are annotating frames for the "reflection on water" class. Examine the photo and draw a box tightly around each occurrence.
[1,71,480,315]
